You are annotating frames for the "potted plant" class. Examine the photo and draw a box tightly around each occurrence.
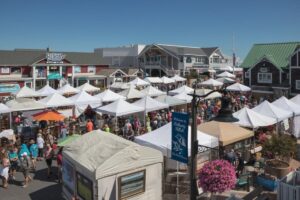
[262,134,296,178]
[198,159,236,199]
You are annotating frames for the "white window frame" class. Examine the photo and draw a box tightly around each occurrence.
[74,66,81,74]
[245,71,249,78]
[87,65,96,73]
[296,80,300,90]
[257,72,272,83]
[1,67,10,74]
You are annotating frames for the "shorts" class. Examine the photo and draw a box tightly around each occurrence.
[46,159,52,167]
[22,168,29,177]
[0,166,9,180]
[38,148,44,157]
[10,161,19,171]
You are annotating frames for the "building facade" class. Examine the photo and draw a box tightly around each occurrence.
[0,49,110,94]
[94,44,145,68]
[241,42,300,98]
[137,44,231,76]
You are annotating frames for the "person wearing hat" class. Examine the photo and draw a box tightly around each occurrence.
[19,151,32,188]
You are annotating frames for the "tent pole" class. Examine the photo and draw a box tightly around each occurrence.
[9,112,12,129]
[176,161,179,200]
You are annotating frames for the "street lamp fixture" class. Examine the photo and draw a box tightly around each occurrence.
[189,88,238,200]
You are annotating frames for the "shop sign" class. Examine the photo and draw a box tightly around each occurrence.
[46,53,66,64]
[47,73,62,80]
[0,83,20,94]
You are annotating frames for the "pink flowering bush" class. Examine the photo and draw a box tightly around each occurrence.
[198,159,236,193]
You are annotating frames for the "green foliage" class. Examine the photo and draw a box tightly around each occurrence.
[262,134,297,160]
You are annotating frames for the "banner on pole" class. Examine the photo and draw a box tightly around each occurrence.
[171,112,189,164]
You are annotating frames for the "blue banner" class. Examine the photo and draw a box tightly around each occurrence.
[0,83,20,94]
[171,112,189,164]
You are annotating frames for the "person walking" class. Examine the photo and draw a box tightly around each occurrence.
[8,146,18,182]
[0,149,10,189]
[36,133,45,161]
[19,152,32,188]
[44,143,54,178]
[29,139,38,170]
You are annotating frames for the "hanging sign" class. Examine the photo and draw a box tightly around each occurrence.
[171,112,189,164]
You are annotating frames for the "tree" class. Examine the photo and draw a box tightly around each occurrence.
[198,159,236,195]
[262,134,297,161]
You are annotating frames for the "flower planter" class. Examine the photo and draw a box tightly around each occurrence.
[265,159,290,179]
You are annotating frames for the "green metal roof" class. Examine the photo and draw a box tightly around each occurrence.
[241,42,300,69]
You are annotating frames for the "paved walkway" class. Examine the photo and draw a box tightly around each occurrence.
[0,159,64,200]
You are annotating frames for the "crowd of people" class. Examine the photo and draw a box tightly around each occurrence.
[0,131,63,189]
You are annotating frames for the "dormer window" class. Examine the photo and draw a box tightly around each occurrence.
[186,57,192,63]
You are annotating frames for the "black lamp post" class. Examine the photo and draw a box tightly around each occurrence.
[189,88,238,200]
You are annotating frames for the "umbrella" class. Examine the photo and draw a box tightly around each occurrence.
[32,110,65,121]
[57,134,81,146]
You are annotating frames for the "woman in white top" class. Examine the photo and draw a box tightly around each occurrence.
[37,133,45,161]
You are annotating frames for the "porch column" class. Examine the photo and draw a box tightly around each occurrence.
[46,65,49,85]
[71,66,75,86]
[32,66,36,90]
[59,65,63,87]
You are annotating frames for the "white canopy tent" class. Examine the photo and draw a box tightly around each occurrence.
[109,82,131,90]
[215,77,236,84]
[252,100,293,122]
[195,88,222,100]
[168,85,194,95]
[63,130,163,200]
[199,78,223,87]
[155,95,187,107]
[15,85,39,98]
[140,86,166,97]
[38,93,74,107]
[68,91,101,108]
[144,77,163,84]
[290,94,300,106]
[6,98,46,111]
[272,96,300,116]
[96,99,144,117]
[216,71,236,78]
[129,77,150,87]
[0,103,11,114]
[173,92,193,103]
[226,83,251,92]
[160,76,175,84]
[218,66,233,72]
[135,123,218,157]
[76,82,101,93]
[233,107,277,128]
[94,89,125,102]
[36,85,57,96]
[57,84,80,95]
[170,75,186,82]
[118,85,145,99]
[132,96,169,113]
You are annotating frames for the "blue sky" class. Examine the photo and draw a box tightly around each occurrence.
[0,0,299,59]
